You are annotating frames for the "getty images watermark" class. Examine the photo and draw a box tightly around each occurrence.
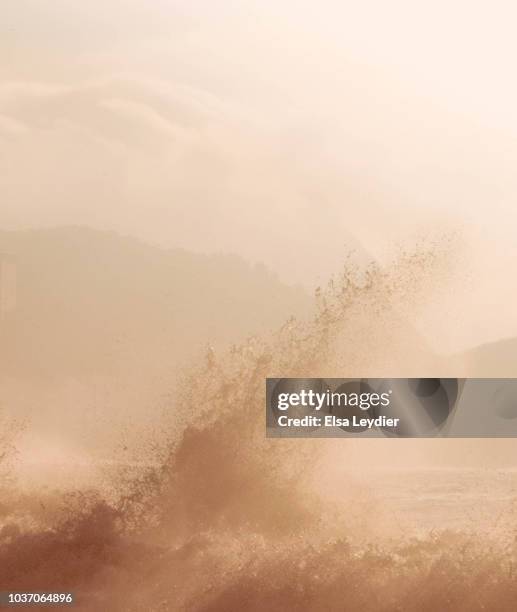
[275,386,395,429]
[266,378,517,438]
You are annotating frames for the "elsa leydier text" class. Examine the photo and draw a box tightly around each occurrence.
[276,415,400,428]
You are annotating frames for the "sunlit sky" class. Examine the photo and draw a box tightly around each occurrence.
[2,1,517,350]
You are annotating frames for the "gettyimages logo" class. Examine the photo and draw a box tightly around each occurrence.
[266,378,460,437]
[275,387,392,412]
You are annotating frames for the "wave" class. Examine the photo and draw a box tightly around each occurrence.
[2,242,516,610]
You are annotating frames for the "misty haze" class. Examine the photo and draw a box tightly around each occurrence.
[2,2,517,611]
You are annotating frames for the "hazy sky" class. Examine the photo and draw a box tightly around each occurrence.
[2,1,517,349]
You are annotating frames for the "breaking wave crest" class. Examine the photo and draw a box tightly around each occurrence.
[2,243,517,611]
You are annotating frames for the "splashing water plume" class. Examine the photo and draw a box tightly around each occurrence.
[2,241,517,611]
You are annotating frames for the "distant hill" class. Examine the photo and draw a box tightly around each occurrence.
[0,227,311,381]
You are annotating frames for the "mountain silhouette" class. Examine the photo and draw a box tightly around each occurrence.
[0,227,310,381]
